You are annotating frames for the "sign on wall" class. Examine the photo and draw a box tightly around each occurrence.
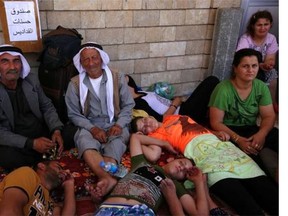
[0,0,42,52]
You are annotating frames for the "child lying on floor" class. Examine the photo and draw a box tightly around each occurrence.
[130,114,278,215]
[85,125,228,216]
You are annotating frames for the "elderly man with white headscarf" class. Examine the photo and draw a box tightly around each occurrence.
[65,42,135,196]
[0,44,64,170]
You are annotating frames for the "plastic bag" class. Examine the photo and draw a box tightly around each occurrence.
[147,82,175,99]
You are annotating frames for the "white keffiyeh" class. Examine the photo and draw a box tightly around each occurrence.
[0,44,30,79]
[73,42,114,122]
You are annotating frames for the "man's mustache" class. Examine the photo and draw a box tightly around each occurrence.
[7,69,18,74]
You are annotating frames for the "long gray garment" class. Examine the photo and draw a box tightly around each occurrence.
[65,70,135,162]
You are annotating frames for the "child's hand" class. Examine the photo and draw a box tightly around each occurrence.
[186,167,205,184]
[60,170,75,188]
[260,62,274,71]
[160,178,176,197]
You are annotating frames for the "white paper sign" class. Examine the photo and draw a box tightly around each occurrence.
[4,1,38,41]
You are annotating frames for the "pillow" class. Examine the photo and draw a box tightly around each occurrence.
[132,109,149,119]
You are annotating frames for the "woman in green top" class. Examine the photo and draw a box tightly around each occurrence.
[208,48,278,181]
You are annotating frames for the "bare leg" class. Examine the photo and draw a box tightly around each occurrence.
[83,149,117,198]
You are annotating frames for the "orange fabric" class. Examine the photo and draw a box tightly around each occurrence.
[149,115,212,153]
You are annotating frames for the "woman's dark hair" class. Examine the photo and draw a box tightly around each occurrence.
[246,10,273,37]
[231,48,262,78]
[130,116,143,133]
[232,48,262,67]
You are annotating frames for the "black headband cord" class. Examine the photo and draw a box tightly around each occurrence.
[80,43,103,50]
[0,46,23,54]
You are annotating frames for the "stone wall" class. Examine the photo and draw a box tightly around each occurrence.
[0,0,241,96]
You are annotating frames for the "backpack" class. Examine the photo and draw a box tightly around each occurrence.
[38,26,83,123]
[38,25,83,70]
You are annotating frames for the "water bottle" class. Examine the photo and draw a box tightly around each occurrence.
[99,161,128,178]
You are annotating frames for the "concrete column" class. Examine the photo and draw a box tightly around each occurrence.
[208,8,243,80]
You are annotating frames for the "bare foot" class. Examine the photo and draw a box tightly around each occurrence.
[86,175,117,203]
[85,184,103,203]
[96,176,117,196]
